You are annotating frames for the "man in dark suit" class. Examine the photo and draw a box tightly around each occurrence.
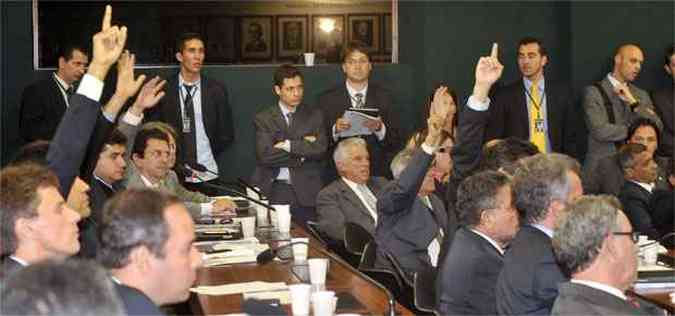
[618,143,659,239]
[98,189,203,316]
[374,97,450,278]
[251,64,327,227]
[0,163,82,279]
[437,170,518,315]
[584,118,671,195]
[318,41,401,181]
[652,45,674,158]
[484,37,578,158]
[147,32,234,195]
[316,137,388,242]
[19,44,88,143]
[496,153,583,316]
[551,195,664,316]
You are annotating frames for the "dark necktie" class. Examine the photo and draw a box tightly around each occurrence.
[182,84,198,166]
[354,92,364,108]
[66,86,74,97]
[286,112,294,127]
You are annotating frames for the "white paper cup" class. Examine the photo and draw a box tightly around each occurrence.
[643,244,659,265]
[278,212,292,233]
[292,238,309,263]
[304,53,315,66]
[237,216,255,238]
[308,258,329,285]
[311,290,335,316]
[255,204,269,226]
[288,284,311,316]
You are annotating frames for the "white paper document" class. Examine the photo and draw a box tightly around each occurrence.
[191,281,288,296]
[338,108,380,138]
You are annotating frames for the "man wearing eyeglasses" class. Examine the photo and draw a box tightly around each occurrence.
[551,195,664,315]
[617,143,660,239]
[318,41,401,182]
[496,153,583,316]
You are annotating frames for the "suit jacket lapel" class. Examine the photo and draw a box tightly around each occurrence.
[271,105,289,136]
[50,78,68,112]
[167,74,182,132]
[365,85,377,108]
[338,179,375,223]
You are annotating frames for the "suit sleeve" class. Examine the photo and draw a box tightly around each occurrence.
[632,90,663,130]
[80,113,114,184]
[254,113,301,168]
[315,186,346,241]
[619,188,657,238]
[583,85,633,142]
[289,110,327,161]
[377,149,432,216]
[47,94,102,198]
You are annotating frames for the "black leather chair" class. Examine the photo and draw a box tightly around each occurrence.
[413,269,439,315]
[344,222,373,256]
[358,242,404,296]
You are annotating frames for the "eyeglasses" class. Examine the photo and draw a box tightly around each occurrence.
[612,231,640,243]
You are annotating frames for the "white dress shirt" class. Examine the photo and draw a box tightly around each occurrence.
[341,177,378,223]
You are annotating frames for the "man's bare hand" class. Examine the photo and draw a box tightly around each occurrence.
[363,118,383,132]
[88,5,128,81]
[614,83,637,104]
[129,76,167,116]
[473,43,504,102]
[211,198,237,215]
[115,51,146,99]
[335,117,352,133]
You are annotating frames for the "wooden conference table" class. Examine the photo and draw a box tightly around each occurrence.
[189,223,413,315]
[631,249,675,313]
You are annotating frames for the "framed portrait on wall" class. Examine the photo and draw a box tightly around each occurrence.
[383,14,392,53]
[240,16,273,60]
[277,15,308,60]
[347,14,380,53]
[205,16,236,63]
[312,15,345,63]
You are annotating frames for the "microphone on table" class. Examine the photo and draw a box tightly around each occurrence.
[180,164,275,211]
[256,241,309,265]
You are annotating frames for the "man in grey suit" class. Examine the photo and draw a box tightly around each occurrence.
[583,44,662,173]
[373,91,450,279]
[551,195,664,316]
[316,137,388,242]
[251,64,327,227]
[652,45,674,159]
[496,153,583,316]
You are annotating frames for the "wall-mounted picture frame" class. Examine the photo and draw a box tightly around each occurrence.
[277,15,308,61]
[347,14,380,53]
[240,16,273,61]
[205,16,236,63]
[312,15,345,63]
[383,13,392,53]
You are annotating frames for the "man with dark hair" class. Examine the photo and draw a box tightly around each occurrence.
[437,170,518,315]
[318,41,401,181]
[148,32,234,195]
[123,128,232,219]
[584,118,670,195]
[478,137,540,173]
[19,44,89,143]
[485,37,579,158]
[652,45,675,158]
[583,43,662,174]
[617,143,659,238]
[251,64,327,227]
[496,153,583,316]
[1,259,124,316]
[551,195,664,315]
[0,163,81,277]
[98,189,202,315]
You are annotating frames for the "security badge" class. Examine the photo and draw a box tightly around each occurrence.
[534,118,545,133]
[182,116,191,133]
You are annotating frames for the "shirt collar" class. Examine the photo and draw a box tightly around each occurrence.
[531,224,554,238]
[469,228,505,255]
[346,81,368,98]
[630,180,654,193]
[140,173,159,188]
[607,73,623,88]
[179,73,201,88]
[94,174,114,190]
[9,255,29,267]
[53,72,70,90]
[341,176,364,190]
[278,101,296,115]
[570,279,627,301]
[523,76,545,91]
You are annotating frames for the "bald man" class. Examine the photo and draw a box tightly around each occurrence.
[583,44,662,174]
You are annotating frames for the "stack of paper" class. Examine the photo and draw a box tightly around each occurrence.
[199,238,269,266]
[191,281,288,296]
